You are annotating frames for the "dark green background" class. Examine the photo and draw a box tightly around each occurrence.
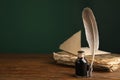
[0,0,120,53]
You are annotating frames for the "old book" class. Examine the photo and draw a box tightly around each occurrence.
[53,47,120,72]
[53,31,120,72]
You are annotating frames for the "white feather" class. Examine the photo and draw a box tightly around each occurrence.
[82,7,99,77]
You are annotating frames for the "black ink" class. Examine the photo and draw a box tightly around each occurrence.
[75,51,89,77]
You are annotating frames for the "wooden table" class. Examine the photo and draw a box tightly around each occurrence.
[0,54,119,80]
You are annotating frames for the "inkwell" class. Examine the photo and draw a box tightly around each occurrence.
[75,51,89,77]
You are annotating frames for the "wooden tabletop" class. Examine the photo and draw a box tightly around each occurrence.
[0,54,119,80]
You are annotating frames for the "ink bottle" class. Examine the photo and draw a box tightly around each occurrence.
[75,51,89,77]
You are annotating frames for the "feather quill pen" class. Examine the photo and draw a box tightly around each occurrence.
[82,7,99,77]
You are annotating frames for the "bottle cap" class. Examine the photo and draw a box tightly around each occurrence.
[77,50,85,58]
[78,51,84,53]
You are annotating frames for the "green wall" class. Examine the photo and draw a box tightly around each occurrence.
[0,0,120,53]
[91,0,120,53]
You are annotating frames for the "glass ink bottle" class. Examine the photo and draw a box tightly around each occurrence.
[75,51,89,77]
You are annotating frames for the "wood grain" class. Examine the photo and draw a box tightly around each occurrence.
[0,54,119,80]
